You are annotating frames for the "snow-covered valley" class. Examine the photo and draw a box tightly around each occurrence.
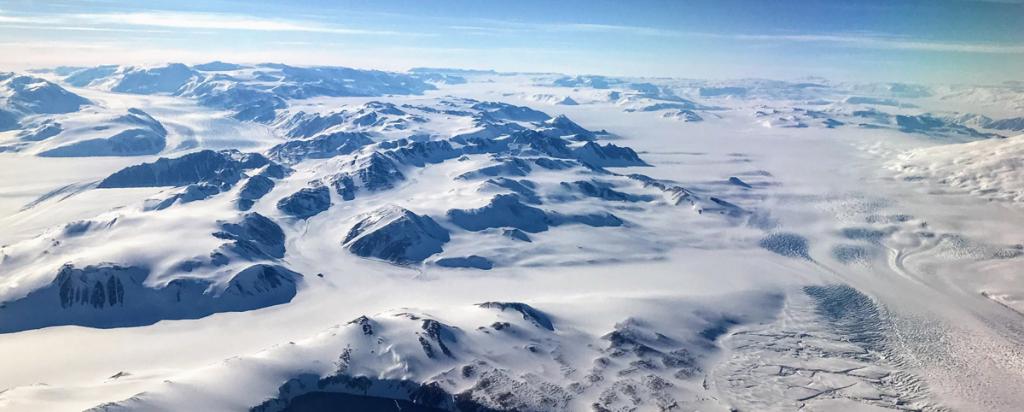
[1,63,1023,411]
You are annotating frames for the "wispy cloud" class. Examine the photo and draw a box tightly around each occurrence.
[9,9,1015,55]
[445,19,1023,54]
[0,40,121,50]
[691,32,1024,54]
[0,10,422,36]
[554,23,681,37]
[75,11,416,35]
[0,23,177,34]
[448,19,683,37]
[0,14,51,24]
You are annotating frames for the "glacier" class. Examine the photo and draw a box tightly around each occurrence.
[0,62,1023,412]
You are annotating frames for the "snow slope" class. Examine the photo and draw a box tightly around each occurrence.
[0,64,1023,412]
[891,134,1024,204]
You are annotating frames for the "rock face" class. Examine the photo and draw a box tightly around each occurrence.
[267,132,374,164]
[539,114,595,141]
[572,142,647,167]
[277,185,331,219]
[0,109,18,132]
[453,121,526,142]
[0,263,301,333]
[728,176,752,188]
[216,212,286,260]
[547,211,624,228]
[505,130,574,158]
[383,139,461,166]
[255,390,457,412]
[170,213,289,275]
[343,206,450,264]
[478,301,554,330]
[448,194,550,233]
[237,175,275,210]
[528,94,579,107]
[502,228,532,242]
[277,111,357,139]
[448,194,624,233]
[294,139,461,204]
[130,151,283,211]
[471,101,550,122]
[435,255,493,270]
[482,178,541,204]
[327,153,406,201]
[98,149,273,188]
[627,173,698,206]
[276,102,422,137]
[561,180,652,202]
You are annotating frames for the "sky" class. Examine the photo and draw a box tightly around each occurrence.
[0,0,1022,83]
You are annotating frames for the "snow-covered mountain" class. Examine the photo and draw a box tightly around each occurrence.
[0,73,90,116]
[2,63,1024,412]
[58,63,439,122]
[0,72,90,134]
[33,108,168,157]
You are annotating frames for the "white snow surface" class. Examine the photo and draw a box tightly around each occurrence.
[891,134,1024,204]
[0,65,1022,411]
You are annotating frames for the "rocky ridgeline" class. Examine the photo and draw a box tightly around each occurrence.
[90,297,780,412]
[0,95,752,334]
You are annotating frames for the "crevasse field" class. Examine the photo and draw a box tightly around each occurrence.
[1,64,1024,412]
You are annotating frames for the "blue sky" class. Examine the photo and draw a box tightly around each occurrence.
[1,0,1021,83]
